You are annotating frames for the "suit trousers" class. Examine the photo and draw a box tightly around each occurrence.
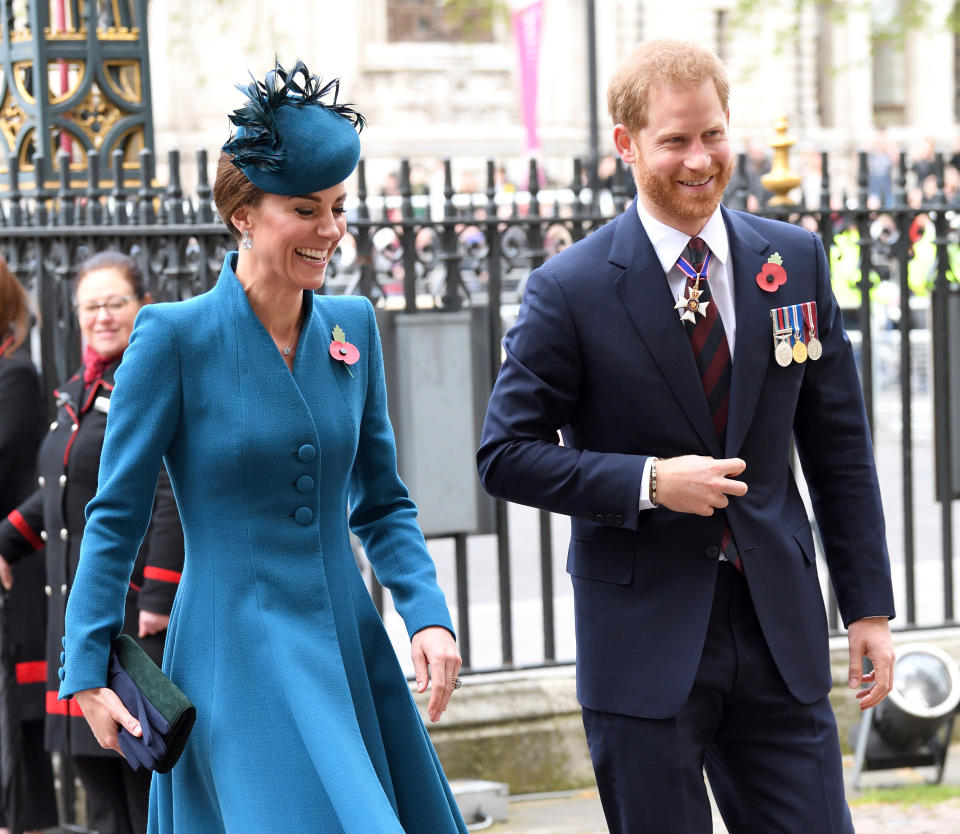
[72,753,151,834]
[582,561,853,834]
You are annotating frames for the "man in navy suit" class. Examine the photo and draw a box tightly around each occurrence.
[477,40,895,833]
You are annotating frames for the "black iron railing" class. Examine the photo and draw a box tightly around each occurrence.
[3,146,958,679]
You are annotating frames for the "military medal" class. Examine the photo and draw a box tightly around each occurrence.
[774,331,793,366]
[802,301,822,360]
[792,338,807,363]
[674,250,713,324]
[788,306,807,363]
[771,309,793,366]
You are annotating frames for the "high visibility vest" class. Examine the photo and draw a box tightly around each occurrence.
[828,229,886,309]
[907,218,960,293]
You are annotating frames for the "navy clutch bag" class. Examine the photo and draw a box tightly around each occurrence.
[108,634,196,773]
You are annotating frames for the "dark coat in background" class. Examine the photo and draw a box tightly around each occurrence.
[0,344,58,830]
[0,359,184,757]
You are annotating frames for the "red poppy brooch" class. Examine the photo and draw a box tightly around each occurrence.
[756,252,787,293]
[329,325,359,378]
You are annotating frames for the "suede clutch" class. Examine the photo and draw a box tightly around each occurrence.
[108,634,196,773]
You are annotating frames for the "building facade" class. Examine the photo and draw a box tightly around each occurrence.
[146,0,958,199]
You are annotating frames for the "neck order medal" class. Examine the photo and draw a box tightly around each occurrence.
[674,250,713,324]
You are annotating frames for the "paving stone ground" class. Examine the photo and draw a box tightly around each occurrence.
[490,791,960,833]
[489,751,960,833]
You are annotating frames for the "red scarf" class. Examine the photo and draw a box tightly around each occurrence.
[83,343,123,386]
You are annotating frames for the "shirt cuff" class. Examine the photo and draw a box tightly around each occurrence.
[639,456,656,511]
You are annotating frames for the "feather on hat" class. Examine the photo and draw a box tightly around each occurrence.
[222,59,365,195]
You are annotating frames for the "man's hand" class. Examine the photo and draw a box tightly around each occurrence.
[0,554,11,590]
[138,610,170,637]
[655,455,748,516]
[847,616,895,710]
[411,626,462,723]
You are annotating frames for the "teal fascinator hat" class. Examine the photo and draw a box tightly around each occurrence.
[222,59,365,196]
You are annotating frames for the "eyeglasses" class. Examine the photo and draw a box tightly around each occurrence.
[74,295,136,318]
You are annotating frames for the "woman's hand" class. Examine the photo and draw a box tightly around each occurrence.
[138,610,170,637]
[0,554,11,590]
[73,687,142,756]
[411,626,462,723]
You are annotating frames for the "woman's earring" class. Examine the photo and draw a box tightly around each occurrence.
[241,230,253,251]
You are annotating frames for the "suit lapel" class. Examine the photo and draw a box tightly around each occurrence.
[723,207,773,457]
[611,206,722,456]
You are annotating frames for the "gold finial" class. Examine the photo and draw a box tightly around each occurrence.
[760,115,802,206]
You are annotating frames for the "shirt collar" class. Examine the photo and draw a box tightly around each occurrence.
[635,200,729,275]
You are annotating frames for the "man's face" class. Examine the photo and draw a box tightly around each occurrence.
[613,79,733,235]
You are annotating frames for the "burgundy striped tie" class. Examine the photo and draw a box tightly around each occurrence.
[681,237,741,572]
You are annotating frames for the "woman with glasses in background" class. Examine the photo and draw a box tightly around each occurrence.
[0,252,184,834]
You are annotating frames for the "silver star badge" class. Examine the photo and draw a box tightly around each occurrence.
[675,283,709,324]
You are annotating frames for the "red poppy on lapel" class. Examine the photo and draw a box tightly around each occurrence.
[330,325,359,377]
[756,252,787,293]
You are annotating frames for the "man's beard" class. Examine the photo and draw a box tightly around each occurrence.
[633,151,733,225]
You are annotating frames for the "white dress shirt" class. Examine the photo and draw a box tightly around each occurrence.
[635,202,736,510]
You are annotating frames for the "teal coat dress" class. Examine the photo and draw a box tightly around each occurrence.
[59,253,468,834]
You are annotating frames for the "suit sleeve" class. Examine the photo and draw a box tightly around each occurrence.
[0,488,45,564]
[0,361,42,493]
[347,299,455,640]
[477,264,648,528]
[137,465,184,615]
[793,230,895,625]
[60,307,182,697]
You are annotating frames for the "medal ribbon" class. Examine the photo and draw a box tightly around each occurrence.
[788,305,803,346]
[676,249,713,283]
[776,306,786,333]
[801,301,818,340]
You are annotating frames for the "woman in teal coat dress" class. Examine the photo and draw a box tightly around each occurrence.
[58,61,468,833]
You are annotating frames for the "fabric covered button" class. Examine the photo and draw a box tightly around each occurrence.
[705,546,720,560]
[60,651,65,664]
[294,506,313,525]
[297,444,316,462]
[44,585,52,597]
[59,528,68,541]
[58,667,65,681]
[38,475,46,487]
[61,636,66,648]
[296,475,315,493]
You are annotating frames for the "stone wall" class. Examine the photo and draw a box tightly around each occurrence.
[416,632,960,795]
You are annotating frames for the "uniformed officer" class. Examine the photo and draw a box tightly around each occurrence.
[0,252,184,834]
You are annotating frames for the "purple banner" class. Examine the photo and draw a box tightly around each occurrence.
[512,1,543,152]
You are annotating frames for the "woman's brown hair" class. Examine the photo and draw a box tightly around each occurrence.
[213,151,266,242]
[0,255,32,354]
[75,250,146,298]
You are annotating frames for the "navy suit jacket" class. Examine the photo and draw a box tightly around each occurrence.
[477,203,895,719]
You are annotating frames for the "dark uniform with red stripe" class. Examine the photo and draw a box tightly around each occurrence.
[0,360,184,759]
[0,342,57,830]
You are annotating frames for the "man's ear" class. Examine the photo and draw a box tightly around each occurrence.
[612,124,638,164]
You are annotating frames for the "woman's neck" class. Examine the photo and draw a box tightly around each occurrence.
[235,258,304,358]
